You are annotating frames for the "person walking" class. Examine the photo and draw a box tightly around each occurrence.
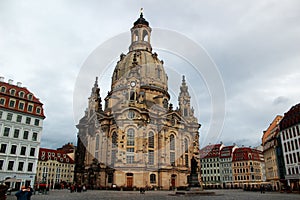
[15,186,32,200]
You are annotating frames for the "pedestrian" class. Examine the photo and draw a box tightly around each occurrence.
[27,186,33,200]
[15,186,32,200]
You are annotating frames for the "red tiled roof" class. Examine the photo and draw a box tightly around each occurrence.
[0,81,45,118]
[232,147,262,162]
[38,148,74,164]
[200,144,221,159]
[219,145,235,158]
[280,103,300,131]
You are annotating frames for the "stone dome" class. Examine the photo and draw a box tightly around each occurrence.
[111,50,168,93]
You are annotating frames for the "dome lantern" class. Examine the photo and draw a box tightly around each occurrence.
[129,8,152,52]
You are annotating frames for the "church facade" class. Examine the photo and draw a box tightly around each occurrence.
[75,12,201,190]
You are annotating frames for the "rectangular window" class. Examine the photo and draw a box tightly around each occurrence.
[6,113,13,121]
[20,146,26,156]
[185,154,189,167]
[0,144,7,153]
[13,129,20,138]
[8,161,14,170]
[126,155,134,164]
[18,102,25,110]
[16,115,22,123]
[0,98,5,105]
[3,127,10,137]
[108,174,113,183]
[9,100,15,108]
[170,152,175,165]
[25,117,31,124]
[34,119,40,126]
[27,104,33,112]
[30,148,35,156]
[23,131,29,139]
[111,150,117,165]
[148,150,154,165]
[0,111,2,119]
[32,132,38,141]
[27,163,33,172]
[10,145,17,154]
[0,160,3,170]
[18,162,24,171]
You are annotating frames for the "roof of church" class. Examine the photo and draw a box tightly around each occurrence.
[133,12,149,27]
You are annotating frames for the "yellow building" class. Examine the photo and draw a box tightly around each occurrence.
[262,115,283,190]
[75,12,201,190]
[35,148,75,189]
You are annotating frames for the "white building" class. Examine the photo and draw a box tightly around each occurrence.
[219,145,238,188]
[0,77,45,190]
[279,103,300,191]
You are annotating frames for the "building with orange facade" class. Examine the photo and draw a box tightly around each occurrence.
[232,147,264,189]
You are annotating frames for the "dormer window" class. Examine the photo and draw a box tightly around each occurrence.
[10,89,16,96]
[19,91,25,98]
[28,93,33,100]
[0,86,6,93]
[36,107,41,114]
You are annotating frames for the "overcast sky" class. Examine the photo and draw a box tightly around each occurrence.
[1,0,299,149]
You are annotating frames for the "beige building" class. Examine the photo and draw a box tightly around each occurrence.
[232,147,264,189]
[75,12,201,190]
[35,148,75,188]
[262,115,282,191]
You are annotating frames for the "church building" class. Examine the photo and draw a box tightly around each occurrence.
[75,11,201,190]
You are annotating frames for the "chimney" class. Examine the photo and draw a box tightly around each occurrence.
[8,79,13,84]
[17,82,22,87]
[0,77,4,82]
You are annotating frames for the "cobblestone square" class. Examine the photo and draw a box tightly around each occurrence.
[6,189,300,200]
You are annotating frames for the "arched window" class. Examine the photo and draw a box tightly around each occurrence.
[111,132,118,165]
[170,134,175,165]
[170,134,175,150]
[143,30,149,42]
[112,132,118,148]
[95,134,100,150]
[184,138,188,153]
[148,131,154,148]
[163,99,168,109]
[0,86,6,93]
[127,128,135,146]
[28,94,33,100]
[19,91,24,98]
[133,30,139,42]
[150,174,156,184]
[10,89,16,96]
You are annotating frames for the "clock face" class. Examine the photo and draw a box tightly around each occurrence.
[183,100,187,104]
[130,81,136,87]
